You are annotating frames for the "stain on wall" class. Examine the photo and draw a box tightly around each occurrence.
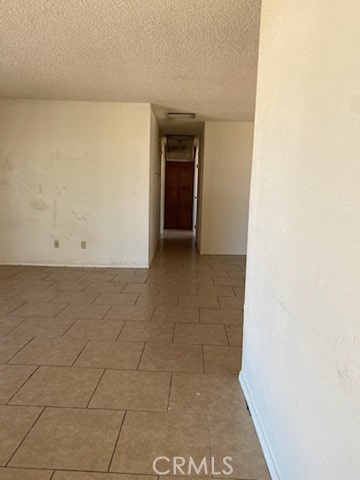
[0,99,152,266]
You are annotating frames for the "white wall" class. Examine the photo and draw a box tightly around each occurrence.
[0,99,152,267]
[199,121,253,255]
[241,2,360,479]
[148,108,160,264]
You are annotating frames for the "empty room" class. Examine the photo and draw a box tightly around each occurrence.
[0,1,359,480]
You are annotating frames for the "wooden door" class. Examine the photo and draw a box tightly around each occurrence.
[165,161,194,230]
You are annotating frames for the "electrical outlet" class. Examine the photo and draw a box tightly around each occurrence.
[81,241,87,249]
[54,240,60,248]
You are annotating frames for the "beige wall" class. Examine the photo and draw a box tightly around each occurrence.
[199,121,253,255]
[0,99,152,267]
[241,2,360,479]
[148,108,160,264]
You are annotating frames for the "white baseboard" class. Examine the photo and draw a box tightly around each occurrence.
[239,371,281,480]
[0,262,149,269]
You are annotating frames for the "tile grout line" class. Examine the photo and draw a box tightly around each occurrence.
[6,364,41,404]
[136,341,147,370]
[106,409,127,472]
[86,368,106,408]
[5,406,46,467]
[58,318,79,339]
[52,302,72,319]
[90,291,103,304]
[115,320,127,341]
[5,337,36,364]
[70,339,90,367]
[223,324,231,346]
[4,315,32,335]
[166,371,173,412]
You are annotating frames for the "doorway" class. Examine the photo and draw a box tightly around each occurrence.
[165,161,194,230]
[160,135,199,235]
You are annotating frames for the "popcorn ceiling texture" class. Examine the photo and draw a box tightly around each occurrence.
[0,0,260,124]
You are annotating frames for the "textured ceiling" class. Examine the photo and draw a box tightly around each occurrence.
[0,0,261,133]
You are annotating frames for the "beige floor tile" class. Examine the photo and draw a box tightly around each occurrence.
[45,271,84,282]
[122,283,161,294]
[0,289,20,301]
[169,373,243,414]
[104,305,154,322]
[10,366,102,407]
[204,346,241,374]
[9,303,67,318]
[0,467,53,479]
[0,336,32,363]
[74,340,143,369]
[162,476,209,480]
[136,293,178,307]
[174,324,228,345]
[118,322,174,343]
[172,277,214,286]
[53,473,156,480]
[51,291,100,304]
[213,277,245,287]
[89,370,171,411]
[0,300,27,316]
[113,273,140,283]
[218,297,243,309]
[0,280,20,290]
[145,275,167,285]
[0,244,269,477]
[0,365,36,404]
[12,272,49,281]
[178,295,219,308]
[10,407,124,471]
[153,306,199,323]
[12,280,55,291]
[228,268,246,278]
[209,413,270,479]
[48,281,90,292]
[0,405,42,465]
[11,290,60,303]
[200,308,242,325]
[133,270,149,282]
[9,317,75,338]
[197,286,234,297]
[56,303,111,320]
[77,272,116,283]
[159,285,197,295]
[110,411,210,474]
[84,282,127,293]
[225,325,243,346]
[234,286,245,299]
[63,320,124,340]
[94,292,139,306]
[0,272,17,280]
[139,343,203,373]
[9,338,87,366]
[0,316,27,335]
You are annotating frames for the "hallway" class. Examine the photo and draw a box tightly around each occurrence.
[0,235,269,479]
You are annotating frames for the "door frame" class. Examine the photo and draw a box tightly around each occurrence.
[192,137,199,236]
[160,136,200,236]
[160,136,167,236]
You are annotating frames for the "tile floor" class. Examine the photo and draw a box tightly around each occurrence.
[0,234,270,479]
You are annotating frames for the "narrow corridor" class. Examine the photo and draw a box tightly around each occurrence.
[0,234,269,479]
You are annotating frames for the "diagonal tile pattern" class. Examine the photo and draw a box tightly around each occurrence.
[0,234,269,479]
